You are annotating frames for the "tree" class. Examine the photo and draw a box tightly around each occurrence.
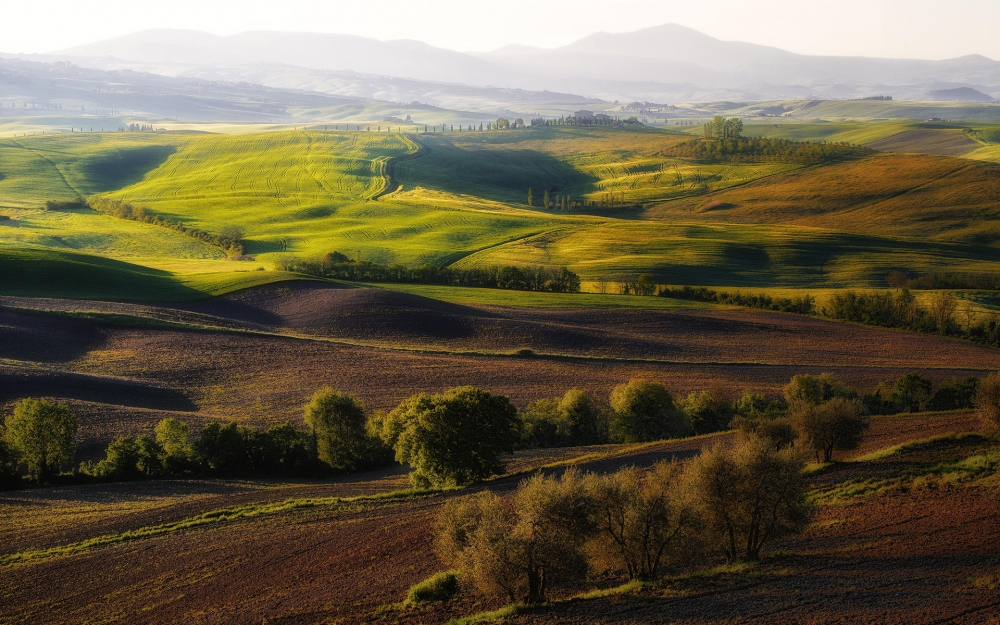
[93,435,164,479]
[193,421,250,474]
[975,372,1000,437]
[609,379,689,443]
[587,461,701,580]
[526,187,534,207]
[0,424,17,482]
[929,376,980,411]
[520,390,603,448]
[635,273,657,296]
[892,372,932,412]
[437,470,594,604]
[929,293,958,334]
[303,388,369,471]
[543,189,551,208]
[687,433,809,562]
[155,418,191,470]
[377,386,520,487]
[784,373,856,406]
[5,398,76,483]
[683,388,734,435]
[791,397,869,462]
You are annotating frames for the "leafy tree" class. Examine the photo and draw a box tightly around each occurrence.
[733,390,785,420]
[378,387,520,487]
[792,397,869,462]
[93,435,164,479]
[683,388,734,435]
[193,421,250,475]
[155,418,191,471]
[635,273,657,296]
[5,398,76,483]
[976,372,1000,437]
[784,373,856,406]
[687,433,809,562]
[543,189,551,208]
[304,388,369,471]
[929,376,980,411]
[587,461,701,580]
[520,390,603,448]
[0,424,17,482]
[892,373,933,412]
[437,470,594,603]
[609,380,688,443]
[526,187,534,207]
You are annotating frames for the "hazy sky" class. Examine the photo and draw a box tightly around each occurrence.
[5,0,999,60]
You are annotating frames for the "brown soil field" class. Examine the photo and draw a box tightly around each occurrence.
[0,412,991,625]
[868,129,981,157]
[2,285,998,450]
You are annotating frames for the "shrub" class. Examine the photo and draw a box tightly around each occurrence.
[437,470,594,604]
[379,387,520,487]
[587,461,701,580]
[892,373,932,412]
[792,397,869,462]
[687,433,809,562]
[784,373,856,406]
[976,373,1000,437]
[303,388,370,471]
[405,570,461,604]
[5,398,76,484]
[609,379,688,443]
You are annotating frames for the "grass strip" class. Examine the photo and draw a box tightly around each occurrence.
[0,487,448,567]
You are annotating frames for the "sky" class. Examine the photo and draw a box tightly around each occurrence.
[4,0,999,61]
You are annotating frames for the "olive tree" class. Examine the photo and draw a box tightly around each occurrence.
[437,470,594,604]
[5,398,76,484]
[587,461,702,580]
[687,433,809,562]
[377,386,520,487]
[792,397,869,462]
[610,379,688,442]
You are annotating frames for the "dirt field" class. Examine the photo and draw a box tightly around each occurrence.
[2,284,998,451]
[0,412,990,625]
[868,129,981,157]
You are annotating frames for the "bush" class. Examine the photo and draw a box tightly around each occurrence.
[5,398,76,484]
[609,379,689,443]
[892,373,932,412]
[378,387,521,487]
[976,373,1000,437]
[792,397,869,462]
[784,373,856,406]
[405,570,461,604]
[687,433,809,562]
[587,461,701,580]
[437,470,594,604]
[733,415,798,451]
[928,376,980,411]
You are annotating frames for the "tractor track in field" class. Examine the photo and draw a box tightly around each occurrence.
[370,134,428,201]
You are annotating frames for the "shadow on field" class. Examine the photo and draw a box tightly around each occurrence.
[0,366,197,412]
[79,145,177,192]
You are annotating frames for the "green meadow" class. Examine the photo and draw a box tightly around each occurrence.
[3,122,1000,302]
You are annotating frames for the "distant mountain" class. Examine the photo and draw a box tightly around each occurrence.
[48,25,1000,104]
[926,86,995,102]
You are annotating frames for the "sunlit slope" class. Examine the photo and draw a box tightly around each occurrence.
[451,221,1000,287]
[394,127,803,207]
[105,130,560,264]
[0,133,185,208]
[642,152,1000,245]
[0,249,297,301]
[0,132,223,260]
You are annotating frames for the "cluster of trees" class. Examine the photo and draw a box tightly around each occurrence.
[86,197,246,257]
[529,116,642,127]
[888,270,1000,291]
[702,116,744,140]
[5,367,994,489]
[433,429,809,604]
[275,252,582,293]
[659,285,817,314]
[667,136,867,164]
[125,123,155,132]
[526,188,633,212]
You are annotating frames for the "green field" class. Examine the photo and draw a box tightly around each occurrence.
[3,121,1000,301]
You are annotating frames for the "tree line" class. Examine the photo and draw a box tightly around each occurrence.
[667,136,869,164]
[5,369,987,489]
[888,270,1000,291]
[275,252,582,293]
[658,285,817,314]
